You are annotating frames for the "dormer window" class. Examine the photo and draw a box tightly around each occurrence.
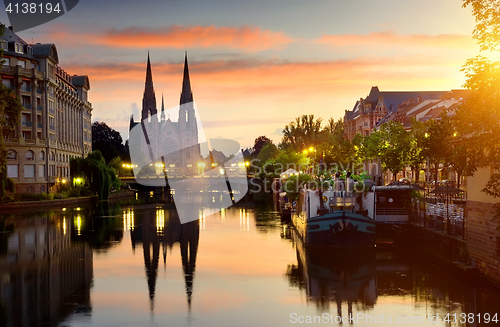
[1,40,7,50]
[15,43,23,53]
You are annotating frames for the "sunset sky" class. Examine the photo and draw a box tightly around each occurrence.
[1,0,479,148]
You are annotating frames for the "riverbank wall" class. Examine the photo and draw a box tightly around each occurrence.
[0,191,135,213]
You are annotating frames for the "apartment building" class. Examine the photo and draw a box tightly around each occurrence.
[2,26,92,193]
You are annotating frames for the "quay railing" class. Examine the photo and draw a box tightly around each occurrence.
[411,200,466,239]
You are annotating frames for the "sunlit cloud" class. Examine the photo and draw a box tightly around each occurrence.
[41,25,294,52]
[315,30,477,50]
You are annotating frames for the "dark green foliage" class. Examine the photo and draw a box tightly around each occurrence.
[252,136,272,156]
[91,121,125,163]
[70,150,121,200]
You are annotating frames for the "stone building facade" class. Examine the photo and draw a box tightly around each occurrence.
[2,26,92,193]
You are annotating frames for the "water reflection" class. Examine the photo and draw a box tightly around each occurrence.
[284,224,500,326]
[0,213,92,327]
[129,207,199,313]
[286,228,377,316]
[1,200,500,327]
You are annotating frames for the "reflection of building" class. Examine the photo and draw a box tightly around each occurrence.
[0,214,93,326]
[130,208,199,312]
[129,53,201,175]
[1,26,93,193]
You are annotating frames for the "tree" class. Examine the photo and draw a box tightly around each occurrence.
[0,23,23,199]
[252,136,272,157]
[372,121,411,181]
[281,115,323,151]
[92,122,125,163]
[458,0,500,217]
[70,150,121,200]
[407,118,427,183]
[256,143,279,163]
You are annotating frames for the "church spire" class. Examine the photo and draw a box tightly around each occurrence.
[142,52,157,121]
[160,93,165,121]
[180,51,193,105]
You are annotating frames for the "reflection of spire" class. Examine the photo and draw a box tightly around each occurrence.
[142,208,160,314]
[180,220,200,312]
[180,51,193,105]
[163,232,167,271]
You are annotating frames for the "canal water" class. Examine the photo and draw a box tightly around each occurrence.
[1,195,500,327]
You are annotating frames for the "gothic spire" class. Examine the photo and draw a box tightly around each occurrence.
[160,93,165,121]
[180,51,193,105]
[142,52,157,121]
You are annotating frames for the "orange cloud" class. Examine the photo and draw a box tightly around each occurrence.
[61,25,294,52]
[315,31,476,50]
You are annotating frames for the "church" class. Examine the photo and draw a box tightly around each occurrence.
[129,53,201,175]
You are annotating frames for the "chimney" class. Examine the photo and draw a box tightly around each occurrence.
[8,26,13,31]
[418,96,422,103]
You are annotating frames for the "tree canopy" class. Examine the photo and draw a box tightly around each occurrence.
[459,0,500,217]
[92,121,125,163]
[252,136,272,156]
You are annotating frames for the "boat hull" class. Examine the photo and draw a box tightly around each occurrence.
[292,211,376,248]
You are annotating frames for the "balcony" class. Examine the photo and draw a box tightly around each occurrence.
[22,121,32,128]
[37,106,42,112]
[49,125,55,131]
[23,104,32,110]
[0,65,16,74]
[36,89,41,95]
[37,123,43,129]
[49,108,55,115]
[48,92,54,98]
[21,86,31,93]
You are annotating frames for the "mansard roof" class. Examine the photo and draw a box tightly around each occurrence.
[364,86,448,113]
[72,75,90,89]
[32,43,59,63]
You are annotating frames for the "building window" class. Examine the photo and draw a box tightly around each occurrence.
[7,150,16,160]
[3,57,9,66]
[7,165,18,178]
[40,151,45,160]
[17,59,25,68]
[26,150,34,160]
[39,165,45,177]
[24,164,35,178]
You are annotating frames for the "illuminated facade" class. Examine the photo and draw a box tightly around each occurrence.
[2,26,92,193]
